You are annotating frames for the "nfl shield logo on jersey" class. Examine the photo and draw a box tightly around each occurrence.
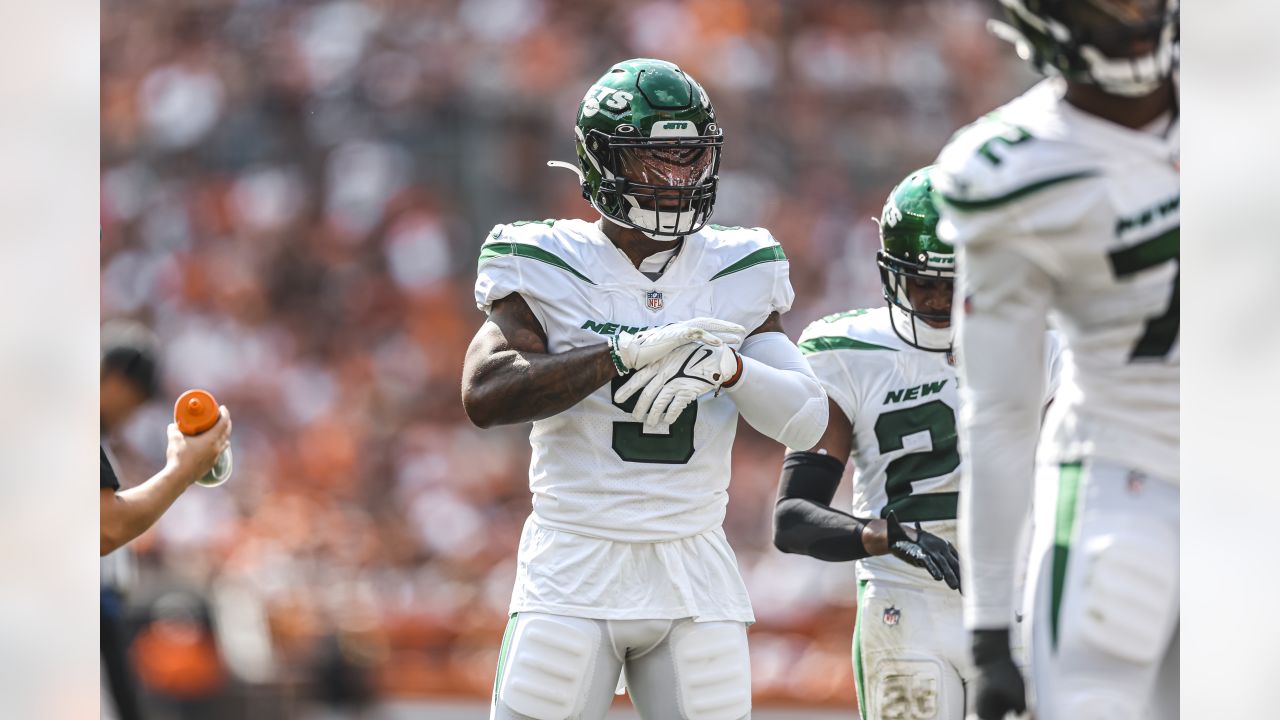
[645,290,664,312]
[883,606,901,626]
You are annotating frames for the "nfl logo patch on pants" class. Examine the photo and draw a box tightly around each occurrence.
[883,605,901,626]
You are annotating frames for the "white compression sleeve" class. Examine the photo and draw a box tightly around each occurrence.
[954,241,1052,630]
[724,332,829,450]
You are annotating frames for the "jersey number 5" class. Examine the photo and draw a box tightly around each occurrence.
[873,400,960,522]
[609,373,697,464]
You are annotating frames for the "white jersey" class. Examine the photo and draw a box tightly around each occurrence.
[933,79,1179,483]
[799,307,1062,586]
[475,218,792,621]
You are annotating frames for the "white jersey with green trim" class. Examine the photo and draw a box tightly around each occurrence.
[474,218,792,622]
[476,218,792,541]
[932,78,1179,483]
[799,307,1062,586]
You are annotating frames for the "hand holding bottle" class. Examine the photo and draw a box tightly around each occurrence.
[171,389,233,487]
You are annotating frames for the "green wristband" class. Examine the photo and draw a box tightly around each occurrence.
[607,333,630,375]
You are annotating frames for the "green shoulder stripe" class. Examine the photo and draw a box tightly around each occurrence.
[939,171,1097,211]
[710,245,786,281]
[799,336,897,355]
[819,308,874,324]
[478,242,595,285]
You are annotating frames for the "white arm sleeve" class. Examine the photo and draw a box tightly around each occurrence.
[955,241,1052,630]
[724,331,829,450]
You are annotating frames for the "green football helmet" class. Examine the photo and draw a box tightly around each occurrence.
[550,58,723,240]
[990,0,1178,97]
[876,166,955,352]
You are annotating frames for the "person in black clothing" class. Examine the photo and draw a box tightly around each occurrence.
[99,322,231,554]
[100,323,231,719]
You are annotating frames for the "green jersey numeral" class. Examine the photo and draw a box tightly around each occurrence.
[977,124,1033,165]
[1107,227,1179,361]
[609,373,697,464]
[873,400,960,522]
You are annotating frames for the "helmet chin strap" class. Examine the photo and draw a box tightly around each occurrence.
[624,206,693,241]
[889,304,953,352]
[600,213,683,242]
[640,229,682,242]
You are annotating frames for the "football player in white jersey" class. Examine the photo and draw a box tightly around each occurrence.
[931,2,1180,718]
[773,167,1061,720]
[461,58,828,720]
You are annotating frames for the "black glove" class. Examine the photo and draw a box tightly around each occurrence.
[970,628,1027,720]
[886,510,962,591]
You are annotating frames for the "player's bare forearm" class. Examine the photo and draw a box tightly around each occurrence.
[860,520,892,555]
[462,293,618,428]
[463,343,616,427]
[100,465,194,555]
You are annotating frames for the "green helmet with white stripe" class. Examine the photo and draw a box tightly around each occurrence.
[552,58,723,241]
[876,166,956,352]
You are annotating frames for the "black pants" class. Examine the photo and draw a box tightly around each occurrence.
[101,588,145,720]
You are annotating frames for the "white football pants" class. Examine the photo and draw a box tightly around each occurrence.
[855,577,974,719]
[1023,459,1179,720]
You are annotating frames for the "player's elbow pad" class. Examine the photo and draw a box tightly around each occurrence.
[772,387,829,450]
[727,331,829,448]
[731,372,827,448]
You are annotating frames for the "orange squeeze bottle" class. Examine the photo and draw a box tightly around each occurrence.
[174,389,233,487]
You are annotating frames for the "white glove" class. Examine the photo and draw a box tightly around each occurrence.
[613,342,742,428]
[608,317,745,375]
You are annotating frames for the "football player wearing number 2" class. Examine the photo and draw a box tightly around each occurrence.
[932,1,1180,719]
[461,58,827,720]
[773,168,1061,720]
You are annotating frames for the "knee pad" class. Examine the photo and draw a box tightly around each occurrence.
[865,657,946,720]
[670,621,751,720]
[497,614,598,720]
[1075,528,1177,665]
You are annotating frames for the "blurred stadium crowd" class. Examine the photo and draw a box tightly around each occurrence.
[100,0,1032,714]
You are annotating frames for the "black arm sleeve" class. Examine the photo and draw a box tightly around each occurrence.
[101,446,120,491]
[772,451,873,562]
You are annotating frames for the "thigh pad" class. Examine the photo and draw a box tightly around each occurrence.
[669,620,751,720]
[1072,525,1178,666]
[497,614,599,720]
